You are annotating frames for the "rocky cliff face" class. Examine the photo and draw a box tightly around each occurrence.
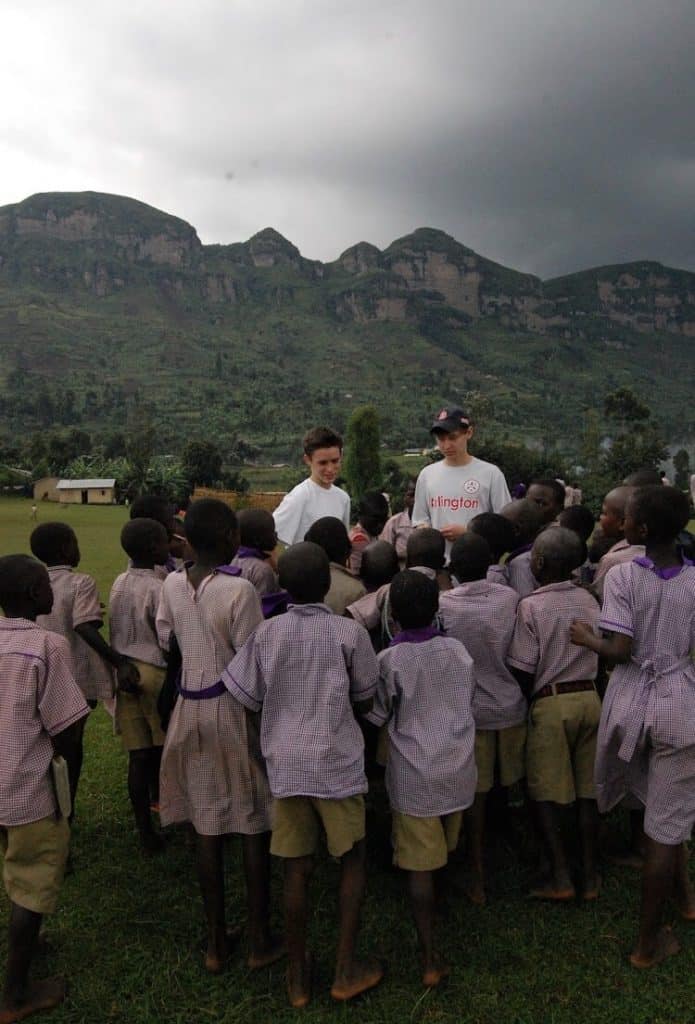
[0,191,693,337]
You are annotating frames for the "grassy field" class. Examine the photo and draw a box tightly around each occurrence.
[1,497,694,1024]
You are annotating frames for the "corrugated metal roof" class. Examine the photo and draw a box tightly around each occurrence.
[56,479,116,489]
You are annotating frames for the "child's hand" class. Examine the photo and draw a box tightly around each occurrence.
[570,620,595,647]
[117,660,142,694]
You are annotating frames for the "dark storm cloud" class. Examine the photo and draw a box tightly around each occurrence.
[2,0,694,276]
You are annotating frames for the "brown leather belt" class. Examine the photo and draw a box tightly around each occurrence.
[533,680,596,701]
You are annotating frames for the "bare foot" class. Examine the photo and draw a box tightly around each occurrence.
[583,875,602,902]
[286,952,313,1009]
[248,937,286,970]
[331,959,384,1001]
[0,977,66,1023]
[630,926,681,969]
[422,959,450,988]
[529,882,576,902]
[202,928,242,974]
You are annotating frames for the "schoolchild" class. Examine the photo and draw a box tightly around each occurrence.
[558,505,598,585]
[129,494,180,577]
[526,479,566,525]
[591,486,645,601]
[367,570,477,987]
[405,528,450,591]
[345,542,399,650]
[507,527,601,901]
[304,517,365,615]
[468,512,517,587]
[30,522,139,815]
[273,427,350,547]
[379,479,416,566]
[571,486,695,967]
[499,499,545,597]
[224,543,382,1007]
[155,499,281,974]
[0,555,89,1023]
[348,492,389,575]
[231,509,279,596]
[109,518,171,853]
[439,534,525,905]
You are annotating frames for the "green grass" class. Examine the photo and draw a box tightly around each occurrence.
[1,497,695,1023]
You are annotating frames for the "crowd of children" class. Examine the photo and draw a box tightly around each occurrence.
[1,418,694,1019]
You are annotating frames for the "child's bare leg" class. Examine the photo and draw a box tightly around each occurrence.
[65,715,87,825]
[1,903,65,1023]
[673,843,695,920]
[283,855,313,1008]
[464,794,487,905]
[408,871,448,987]
[194,833,228,973]
[577,799,600,899]
[530,801,575,899]
[127,749,162,853]
[331,839,383,1001]
[243,832,284,968]
[148,747,162,805]
[631,837,681,968]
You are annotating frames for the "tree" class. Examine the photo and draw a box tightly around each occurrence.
[343,406,382,498]
[125,416,156,493]
[182,440,223,487]
[673,449,691,491]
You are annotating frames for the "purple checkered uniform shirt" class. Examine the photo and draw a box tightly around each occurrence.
[439,580,526,729]
[507,581,599,696]
[109,568,166,667]
[367,635,477,816]
[223,603,378,799]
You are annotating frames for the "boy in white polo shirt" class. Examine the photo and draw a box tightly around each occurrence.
[273,427,350,547]
[412,408,510,550]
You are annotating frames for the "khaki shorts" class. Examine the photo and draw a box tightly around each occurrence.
[0,816,70,914]
[392,811,463,872]
[271,795,365,859]
[115,661,166,751]
[475,722,527,794]
[526,690,601,804]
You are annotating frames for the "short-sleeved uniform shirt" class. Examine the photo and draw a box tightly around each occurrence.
[223,603,378,799]
[0,619,89,827]
[367,634,477,816]
[439,580,526,730]
[37,565,114,701]
[379,510,414,566]
[505,547,538,599]
[325,563,366,616]
[109,568,165,667]
[412,458,511,549]
[273,478,350,547]
[230,552,279,597]
[507,581,599,695]
[155,568,270,835]
[593,540,646,601]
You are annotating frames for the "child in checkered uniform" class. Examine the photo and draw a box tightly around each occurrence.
[571,486,695,968]
[507,527,601,902]
[367,570,476,988]
[109,518,171,854]
[155,499,281,975]
[440,532,526,906]
[230,509,279,597]
[224,542,382,1008]
[0,555,88,1022]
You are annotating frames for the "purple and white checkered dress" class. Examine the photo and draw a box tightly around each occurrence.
[223,603,378,799]
[368,634,477,816]
[155,568,271,836]
[439,581,526,729]
[595,558,695,844]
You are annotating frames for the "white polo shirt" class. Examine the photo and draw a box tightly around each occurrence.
[412,457,511,537]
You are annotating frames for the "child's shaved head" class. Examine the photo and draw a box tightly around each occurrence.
[30,522,78,566]
[500,499,545,546]
[304,517,351,565]
[468,513,516,562]
[390,570,439,630]
[531,526,586,583]
[406,529,445,572]
[238,509,277,552]
[361,541,399,589]
[278,542,330,603]
[449,533,492,583]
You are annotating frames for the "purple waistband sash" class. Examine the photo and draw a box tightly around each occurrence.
[178,680,226,700]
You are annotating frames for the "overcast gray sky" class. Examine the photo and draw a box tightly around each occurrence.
[2,0,693,277]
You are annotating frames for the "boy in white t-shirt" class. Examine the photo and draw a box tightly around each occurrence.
[412,408,511,549]
[273,427,351,547]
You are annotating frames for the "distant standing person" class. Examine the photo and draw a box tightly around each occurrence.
[273,427,350,547]
[412,408,511,549]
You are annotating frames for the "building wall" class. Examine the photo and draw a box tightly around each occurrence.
[58,487,115,505]
[33,477,60,502]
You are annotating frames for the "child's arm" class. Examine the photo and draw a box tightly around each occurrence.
[74,622,141,692]
[569,621,632,665]
[347,627,379,716]
[509,666,534,701]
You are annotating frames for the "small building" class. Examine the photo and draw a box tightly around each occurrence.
[33,476,61,502]
[56,479,116,505]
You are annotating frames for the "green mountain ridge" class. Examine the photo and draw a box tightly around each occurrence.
[0,191,693,457]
